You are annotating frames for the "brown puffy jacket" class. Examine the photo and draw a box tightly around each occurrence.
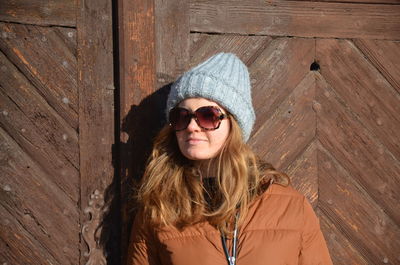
[127,184,333,265]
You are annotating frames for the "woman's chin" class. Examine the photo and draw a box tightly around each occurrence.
[182,150,214,161]
[185,153,210,161]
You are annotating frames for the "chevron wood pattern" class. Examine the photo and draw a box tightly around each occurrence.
[188,34,400,264]
[0,23,79,264]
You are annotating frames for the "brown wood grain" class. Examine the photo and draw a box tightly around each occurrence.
[0,51,79,180]
[190,0,400,40]
[0,127,79,264]
[0,87,79,203]
[353,39,400,94]
[0,22,79,131]
[315,72,400,226]
[286,141,318,207]
[250,71,316,172]
[156,0,190,87]
[118,0,156,263]
[319,212,369,265]
[0,204,60,265]
[318,144,400,264]
[189,34,272,68]
[0,0,76,27]
[249,37,314,136]
[54,27,77,57]
[118,0,156,109]
[317,39,400,165]
[76,0,115,263]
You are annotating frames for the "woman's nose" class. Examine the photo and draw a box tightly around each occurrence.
[186,117,201,132]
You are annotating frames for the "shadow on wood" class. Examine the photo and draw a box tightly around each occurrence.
[99,84,171,265]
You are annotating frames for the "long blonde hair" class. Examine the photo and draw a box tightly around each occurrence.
[136,117,289,235]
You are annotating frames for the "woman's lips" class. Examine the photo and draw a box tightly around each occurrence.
[186,138,206,144]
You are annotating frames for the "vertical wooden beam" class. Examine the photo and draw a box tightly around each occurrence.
[77,0,115,263]
[118,0,156,264]
[118,1,156,110]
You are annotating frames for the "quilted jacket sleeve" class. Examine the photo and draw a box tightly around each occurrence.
[126,212,161,265]
[299,198,333,265]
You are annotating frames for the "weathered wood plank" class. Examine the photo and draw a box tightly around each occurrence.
[0,205,60,265]
[190,0,400,40]
[318,144,400,264]
[250,71,316,173]
[189,34,272,67]
[0,50,79,171]
[77,0,115,263]
[0,22,79,131]
[315,72,400,225]
[319,211,369,265]
[118,0,156,263]
[118,1,156,108]
[0,127,79,264]
[156,0,190,87]
[317,39,400,161]
[286,141,318,206]
[0,0,76,27]
[0,87,79,203]
[248,37,314,136]
[353,39,400,94]
[54,26,77,57]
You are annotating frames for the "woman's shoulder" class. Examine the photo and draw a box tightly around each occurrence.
[258,183,307,212]
[264,182,305,199]
[244,183,310,231]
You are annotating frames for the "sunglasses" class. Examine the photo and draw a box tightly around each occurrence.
[169,106,228,131]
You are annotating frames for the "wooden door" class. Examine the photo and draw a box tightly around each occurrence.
[0,0,115,264]
[120,0,400,264]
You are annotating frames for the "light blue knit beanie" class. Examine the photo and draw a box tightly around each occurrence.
[166,52,256,142]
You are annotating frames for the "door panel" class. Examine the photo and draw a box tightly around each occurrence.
[0,23,79,264]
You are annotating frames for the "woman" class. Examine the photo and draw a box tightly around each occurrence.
[127,53,333,265]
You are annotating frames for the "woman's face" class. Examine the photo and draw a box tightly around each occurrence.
[175,98,230,161]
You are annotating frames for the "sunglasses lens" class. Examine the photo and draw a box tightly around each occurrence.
[169,108,190,131]
[196,106,221,129]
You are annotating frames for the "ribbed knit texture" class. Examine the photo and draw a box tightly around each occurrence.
[166,52,256,142]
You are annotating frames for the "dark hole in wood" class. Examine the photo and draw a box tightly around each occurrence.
[310,61,320,71]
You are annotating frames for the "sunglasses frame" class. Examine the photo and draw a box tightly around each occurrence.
[169,105,228,131]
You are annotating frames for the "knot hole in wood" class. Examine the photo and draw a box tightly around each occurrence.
[310,61,320,71]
